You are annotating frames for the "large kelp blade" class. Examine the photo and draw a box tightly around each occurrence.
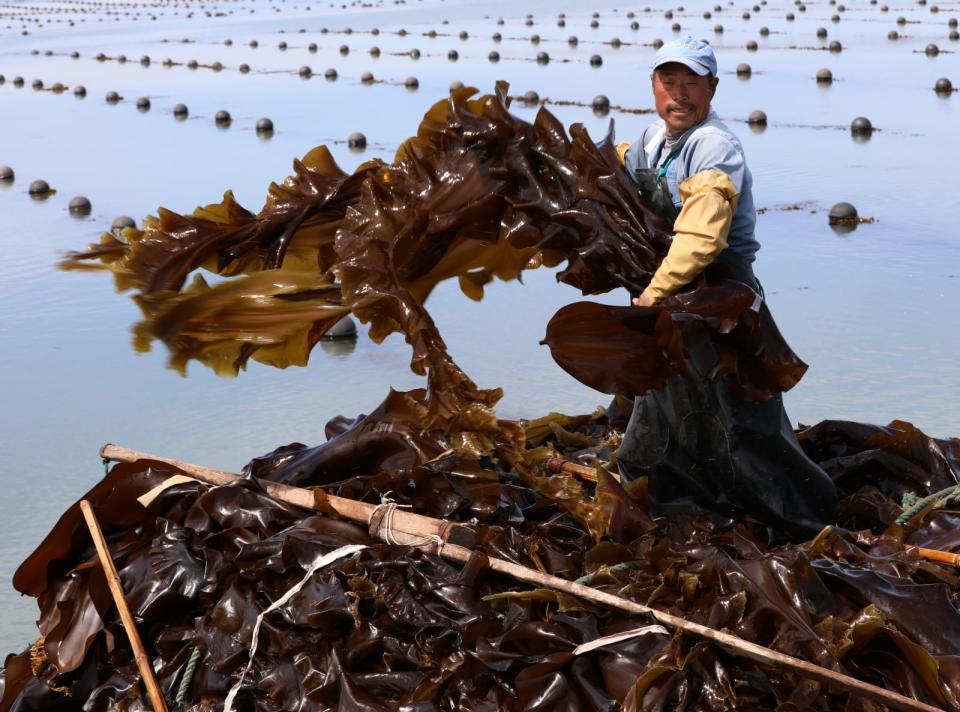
[543,284,808,400]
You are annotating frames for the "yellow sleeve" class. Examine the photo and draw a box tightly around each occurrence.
[641,170,741,302]
[616,142,632,167]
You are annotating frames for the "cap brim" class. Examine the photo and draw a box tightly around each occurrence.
[652,57,712,76]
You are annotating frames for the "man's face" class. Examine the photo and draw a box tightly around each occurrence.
[652,63,719,135]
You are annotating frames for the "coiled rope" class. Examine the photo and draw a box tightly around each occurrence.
[896,484,960,526]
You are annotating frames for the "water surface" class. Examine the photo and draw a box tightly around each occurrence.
[1,0,958,653]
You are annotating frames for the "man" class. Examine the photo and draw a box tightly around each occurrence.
[615,37,838,539]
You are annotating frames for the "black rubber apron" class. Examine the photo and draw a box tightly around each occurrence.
[618,145,838,539]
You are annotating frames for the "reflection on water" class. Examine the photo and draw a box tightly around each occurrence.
[1,0,959,653]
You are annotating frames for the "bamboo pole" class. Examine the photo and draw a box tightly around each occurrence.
[80,500,169,712]
[100,444,947,712]
[917,547,960,567]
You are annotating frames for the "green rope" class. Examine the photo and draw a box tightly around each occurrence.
[896,484,960,526]
[575,560,646,586]
[173,645,203,712]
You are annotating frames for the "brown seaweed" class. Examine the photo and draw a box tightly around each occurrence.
[60,82,802,440]
[3,407,960,711]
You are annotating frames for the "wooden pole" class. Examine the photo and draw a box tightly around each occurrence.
[917,547,960,567]
[80,500,169,712]
[100,444,947,712]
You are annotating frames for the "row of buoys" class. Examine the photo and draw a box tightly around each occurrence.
[0,168,96,214]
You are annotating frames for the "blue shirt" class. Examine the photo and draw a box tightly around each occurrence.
[623,110,760,264]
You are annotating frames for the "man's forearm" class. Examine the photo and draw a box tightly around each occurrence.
[641,170,740,302]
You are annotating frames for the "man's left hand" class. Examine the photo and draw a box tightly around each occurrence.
[632,292,657,308]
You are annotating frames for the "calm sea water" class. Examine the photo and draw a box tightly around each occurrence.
[1,0,958,654]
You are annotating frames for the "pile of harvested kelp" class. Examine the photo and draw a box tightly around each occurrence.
[2,401,960,711]
[2,84,959,710]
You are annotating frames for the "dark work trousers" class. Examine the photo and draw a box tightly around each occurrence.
[617,261,838,539]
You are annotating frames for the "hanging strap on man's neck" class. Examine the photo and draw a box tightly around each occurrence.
[655,129,694,180]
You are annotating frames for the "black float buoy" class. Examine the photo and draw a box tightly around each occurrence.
[32,79,43,90]
[410,49,421,59]
[590,54,603,66]
[888,30,899,40]
[256,117,274,136]
[715,24,724,32]
[568,35,578,45]
[746,40,758,50]
[737,62,752,77]
[249,39,258,47]
[111,215,135,231]
[137,97,150,111]
[0,166,14,183]
[925,43,939,56]
[404,75,418,88]
[68,196,91,215]
[141,55,150,66]
[828,202,857,224]
[652,38,664,49]
[369,46,380,57]
[173,103,188,119]
[850,116,873,135]
[817,26,827,37]
[760,26,769,36]
[308,43,317,52]
[536,51,549,64]
[325,68,337,80]
[492,32,502,42]
[348,132,366,149]
[523,90,539,105]
[361,71,374,84]
[829,40,842,52]
[28,179,51,195]
[592,94,610,114]
[339,44,349,54]
[324,316,357,339]
[934,77,952,93]
[447,49,458,60]
[672,22,681,31]
[489,50,500,62]
[215,109,231,125]
[747,109,767,124]
[459,30,468,39]
[74,85,87,97]
[105,90,121,103]
[816,67,833,83]
[187,59,199,70]
[299,65,312,77]
[239,63,250,74]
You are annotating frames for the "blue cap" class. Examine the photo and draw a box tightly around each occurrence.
[651,36,718,76]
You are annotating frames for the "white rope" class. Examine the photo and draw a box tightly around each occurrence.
[370,495,446,553]
[572,625,670,656]
[222,543,368,712]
